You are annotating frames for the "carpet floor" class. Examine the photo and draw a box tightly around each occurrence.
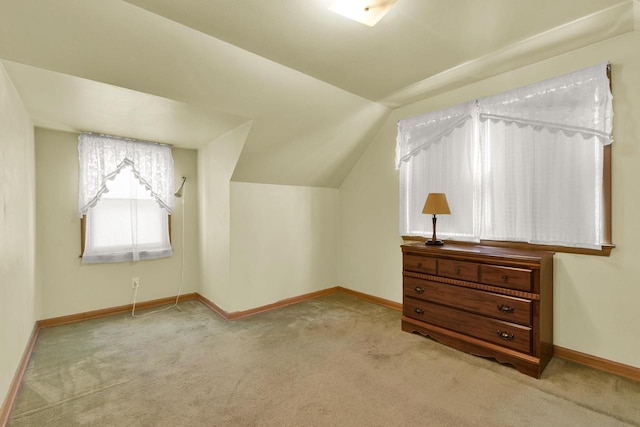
[7,293,640,426]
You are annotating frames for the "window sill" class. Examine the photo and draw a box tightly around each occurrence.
[401,236,615,257]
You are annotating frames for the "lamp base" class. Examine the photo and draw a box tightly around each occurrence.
[425,239,444,246]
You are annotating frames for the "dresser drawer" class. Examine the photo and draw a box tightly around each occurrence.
[403,254,437,275]
[403,277,532,326]
[404,299,532,354]
[480,265,532,292]
[437,259,479,282]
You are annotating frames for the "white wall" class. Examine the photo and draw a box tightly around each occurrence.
[198,121,340,313]
[0,64,35,407]
[35,128,199,319]
[229,182,338,312]
[339,32,640,369]
[197,122,250,311]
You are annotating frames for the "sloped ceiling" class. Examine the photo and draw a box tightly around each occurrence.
[0,0,636,187]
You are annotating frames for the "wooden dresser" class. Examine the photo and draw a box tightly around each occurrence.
[401,242,554,378]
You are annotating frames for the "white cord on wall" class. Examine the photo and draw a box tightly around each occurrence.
[131,179,186,318]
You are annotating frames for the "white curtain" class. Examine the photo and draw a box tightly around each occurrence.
[78,133,174,217]
[396,62,613,249]
[479,124,603,248]
[477,63,612,143]
[395,100,475,168]
[399,111,478,240]
[78,133,174,263]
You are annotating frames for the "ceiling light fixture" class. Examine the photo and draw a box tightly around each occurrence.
[328,0,398,27]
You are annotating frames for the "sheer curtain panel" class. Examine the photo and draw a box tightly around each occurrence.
[477,63,612,249]
[397,101,478,240]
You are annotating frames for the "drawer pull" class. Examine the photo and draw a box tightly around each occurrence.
[414,286,425,294]
[501,275,508,281]
[497,330,515,341]
[417,262,423,268]
[454,267,461,274]
[497,304,515,313]
[414,308,425,315]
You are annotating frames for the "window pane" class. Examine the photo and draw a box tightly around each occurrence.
[83,166,172,263]
[480,122,602,248]
[399,120,477,240]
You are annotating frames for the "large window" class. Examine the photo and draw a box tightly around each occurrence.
[396,63,613,253]
[78,133,175,263]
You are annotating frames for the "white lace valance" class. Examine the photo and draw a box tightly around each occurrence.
[396,62,613,169]
[478,63,612,143]
[78,133,174,217]
[395,101,474,168]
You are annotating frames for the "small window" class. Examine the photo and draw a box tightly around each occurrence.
[78,133,175,263]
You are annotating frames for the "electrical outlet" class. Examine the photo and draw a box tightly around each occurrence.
[132,277,140,288]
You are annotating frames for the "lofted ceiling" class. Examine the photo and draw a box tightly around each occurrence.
[0,0,637,187]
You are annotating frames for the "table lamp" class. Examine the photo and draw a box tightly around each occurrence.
[422,193,450,246]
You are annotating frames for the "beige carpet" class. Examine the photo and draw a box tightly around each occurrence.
[8,293,640,426]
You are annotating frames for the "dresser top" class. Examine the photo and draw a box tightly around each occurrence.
[401,241,554,264]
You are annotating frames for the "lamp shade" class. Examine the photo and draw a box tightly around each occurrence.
[422,193,451,215]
